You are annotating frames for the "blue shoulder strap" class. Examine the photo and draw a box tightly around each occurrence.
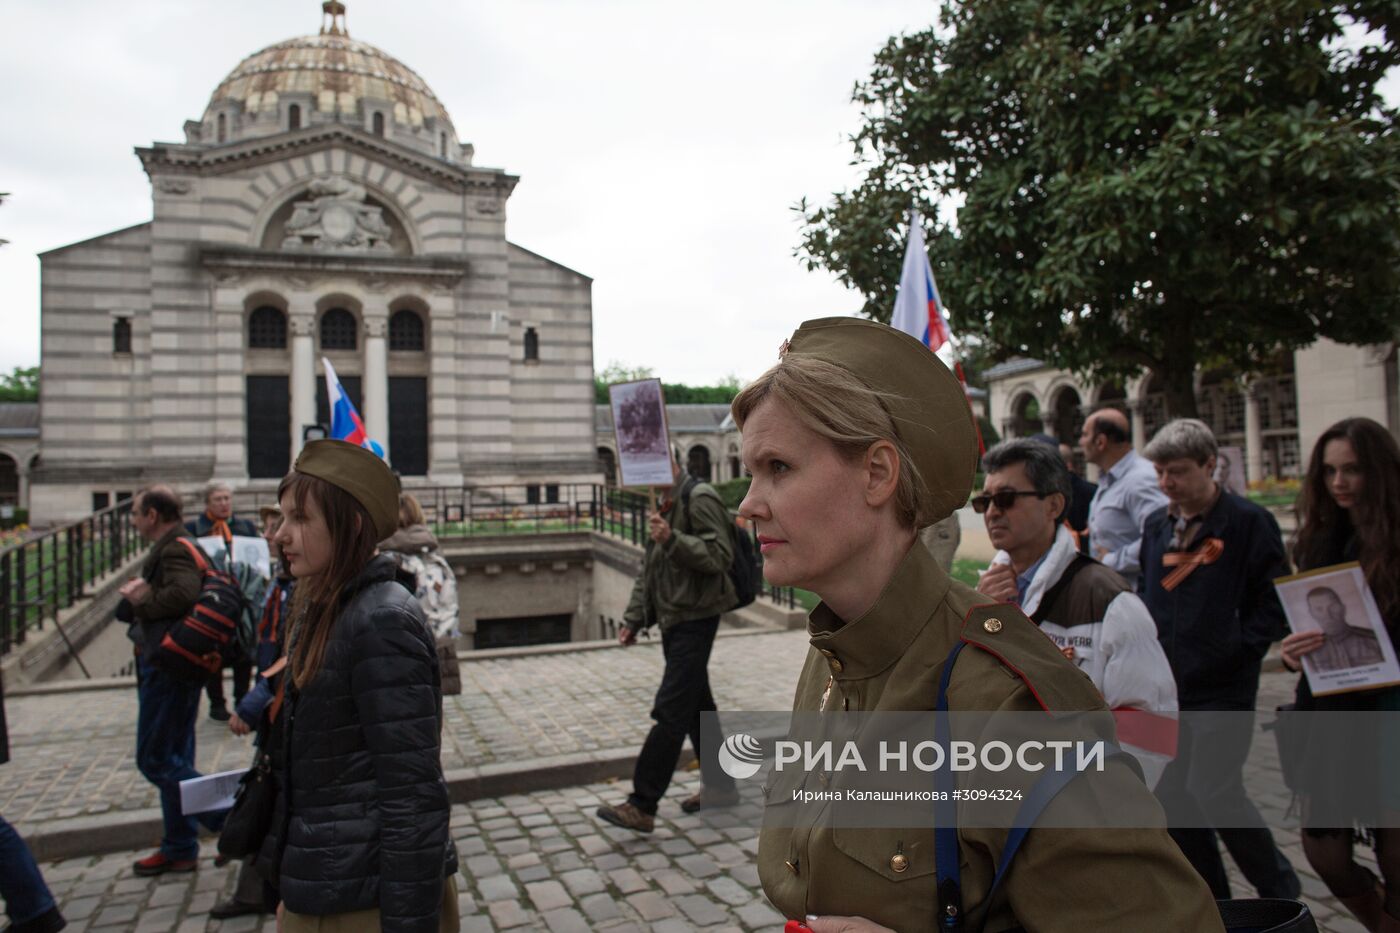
[933,638,1128,932]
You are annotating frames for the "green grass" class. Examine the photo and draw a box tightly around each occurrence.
[950,558,984,588]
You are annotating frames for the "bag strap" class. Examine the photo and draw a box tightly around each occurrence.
[678,476,699,534]
[933,636,1129,931]
[934,640,967,930]
[172,536,211,575]
[1029,554,1095,625]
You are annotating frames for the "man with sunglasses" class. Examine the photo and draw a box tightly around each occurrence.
[975,439,1178,785]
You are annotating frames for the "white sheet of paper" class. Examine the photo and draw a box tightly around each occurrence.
[179,768,246,815]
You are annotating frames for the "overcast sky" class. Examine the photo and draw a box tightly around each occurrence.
[0,0,946,385]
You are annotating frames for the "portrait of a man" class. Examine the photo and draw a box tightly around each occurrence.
[1303,586,1386,672]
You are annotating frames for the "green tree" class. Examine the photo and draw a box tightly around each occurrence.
[797,0,1400,417]
[0,366,38,402]
[594,362,743,405]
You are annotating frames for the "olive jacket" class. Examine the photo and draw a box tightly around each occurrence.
[758,541,1221,933]
[623,478,736,632]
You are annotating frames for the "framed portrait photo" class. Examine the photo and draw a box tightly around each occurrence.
[608,378,674,488]
[1274,562,1400,697]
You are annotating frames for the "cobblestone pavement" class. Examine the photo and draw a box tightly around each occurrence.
[30,759,1379,933]
[8,624,1384,932]
[2,630,811,830]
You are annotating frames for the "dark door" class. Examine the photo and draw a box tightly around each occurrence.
[247,375,291,479]
[315,374,363,433]
[389,376,428,476]
[474,614,572,650]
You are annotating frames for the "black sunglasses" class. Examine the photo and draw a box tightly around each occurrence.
[970,490,1046,514]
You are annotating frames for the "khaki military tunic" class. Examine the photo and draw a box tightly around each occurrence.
[758,541,1222,933]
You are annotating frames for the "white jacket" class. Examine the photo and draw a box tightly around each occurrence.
[992,526,1178,786]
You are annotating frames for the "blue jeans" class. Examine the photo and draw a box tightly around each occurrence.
[0,813,56,927]
[136,655,206,860]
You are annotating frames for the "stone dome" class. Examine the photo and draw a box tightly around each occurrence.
[197,2,465,162]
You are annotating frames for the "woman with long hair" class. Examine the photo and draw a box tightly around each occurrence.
[267,440,458,932]
[1282,416,1400,931]
[737,318,1219,932]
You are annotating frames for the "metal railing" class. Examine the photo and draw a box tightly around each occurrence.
[1,497,143,656]
[0,483,800,658]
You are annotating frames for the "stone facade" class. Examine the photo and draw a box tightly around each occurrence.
[985,341,1399,481]
[594,404,744,486]
[31,9,597,521]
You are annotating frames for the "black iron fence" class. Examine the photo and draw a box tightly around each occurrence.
[0,483,799,658]
[0,497,143,656]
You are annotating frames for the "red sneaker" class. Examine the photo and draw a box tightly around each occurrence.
[132,851,197,876]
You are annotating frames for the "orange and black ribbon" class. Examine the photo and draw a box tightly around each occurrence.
[1160,538,1225,591]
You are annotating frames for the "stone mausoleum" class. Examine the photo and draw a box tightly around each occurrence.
[31,2,597,521]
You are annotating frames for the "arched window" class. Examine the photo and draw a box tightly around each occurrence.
[372,112,385,137]
[288,104,301,131]
[217,113,227,143]
[248,306,287,349]
[524,326,539,362]
[113,317,132,354]
[389,309,425,351]
[320,308,358,350]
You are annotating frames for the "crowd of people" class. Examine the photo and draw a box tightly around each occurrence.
[6,318,1398,932]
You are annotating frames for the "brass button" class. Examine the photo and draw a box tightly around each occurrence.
[890,853,909,873]
[983,617,1003,634]
[785,859,800,876]
[818,648,835,658]
[828,657,844,674]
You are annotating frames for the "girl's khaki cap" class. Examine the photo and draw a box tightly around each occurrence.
[783,316,978,522]
[292,439,400,541]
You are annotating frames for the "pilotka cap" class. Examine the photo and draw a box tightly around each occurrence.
[292,439,400,541]
[782,316,978,523]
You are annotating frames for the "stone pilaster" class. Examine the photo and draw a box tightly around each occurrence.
[290,307,316,460]
[363,312,390,461]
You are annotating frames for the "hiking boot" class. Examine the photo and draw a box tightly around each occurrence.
[208,702,231,722]
[132,851,197,877]
[595,802,654,834]
[681,786,742,813]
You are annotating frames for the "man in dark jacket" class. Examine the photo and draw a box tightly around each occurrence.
[120,484,210,877]
[185,481,258,722]
[1138,419,1300,901]
[596,459,739,833]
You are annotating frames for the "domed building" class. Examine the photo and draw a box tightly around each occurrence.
[33,2,597,519]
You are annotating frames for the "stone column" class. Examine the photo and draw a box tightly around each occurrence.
[17,460,30,514]
[290,309,316,460]
[363,312,390,462]
[1128,400,1147,451]
[212,301,248,481]
[1244,383,1264,484]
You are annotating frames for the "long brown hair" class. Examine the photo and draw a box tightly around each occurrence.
[278,470,378,688]
[1294,417,1400,618]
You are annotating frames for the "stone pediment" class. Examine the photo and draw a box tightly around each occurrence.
[281,176,393,253]
[137,124,518,198]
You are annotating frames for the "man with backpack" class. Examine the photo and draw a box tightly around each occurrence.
[595,458,742,833]
[117,485,213,876]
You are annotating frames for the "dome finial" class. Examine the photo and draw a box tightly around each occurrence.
[321,1,348,36]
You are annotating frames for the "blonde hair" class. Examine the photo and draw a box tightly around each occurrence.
[398,492,426,528]
[731,355,935,528]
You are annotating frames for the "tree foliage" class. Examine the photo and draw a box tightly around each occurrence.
[594,361,742,405]
[0,366,38,402]
[797,0,1400,417]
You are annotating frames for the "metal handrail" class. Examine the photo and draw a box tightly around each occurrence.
[0,482,797,657]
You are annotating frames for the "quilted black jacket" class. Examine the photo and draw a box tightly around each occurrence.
[272,555,456,930]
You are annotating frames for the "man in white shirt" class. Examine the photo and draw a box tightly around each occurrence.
[1080,408,1168,588]
[975,439,1178,785]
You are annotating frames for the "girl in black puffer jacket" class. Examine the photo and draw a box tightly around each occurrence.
[267,440,458,933]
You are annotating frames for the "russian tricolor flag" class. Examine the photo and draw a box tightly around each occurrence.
[891,208,955,359]
[323,357,385,459]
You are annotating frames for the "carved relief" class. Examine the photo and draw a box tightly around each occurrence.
[157,178,193,195]
[281,176,395,253]
[475,199,501,215]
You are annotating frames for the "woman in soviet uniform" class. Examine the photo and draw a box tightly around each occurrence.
[734,318,1220,933]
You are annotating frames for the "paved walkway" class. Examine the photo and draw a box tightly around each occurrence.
[7,627,1381,932]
